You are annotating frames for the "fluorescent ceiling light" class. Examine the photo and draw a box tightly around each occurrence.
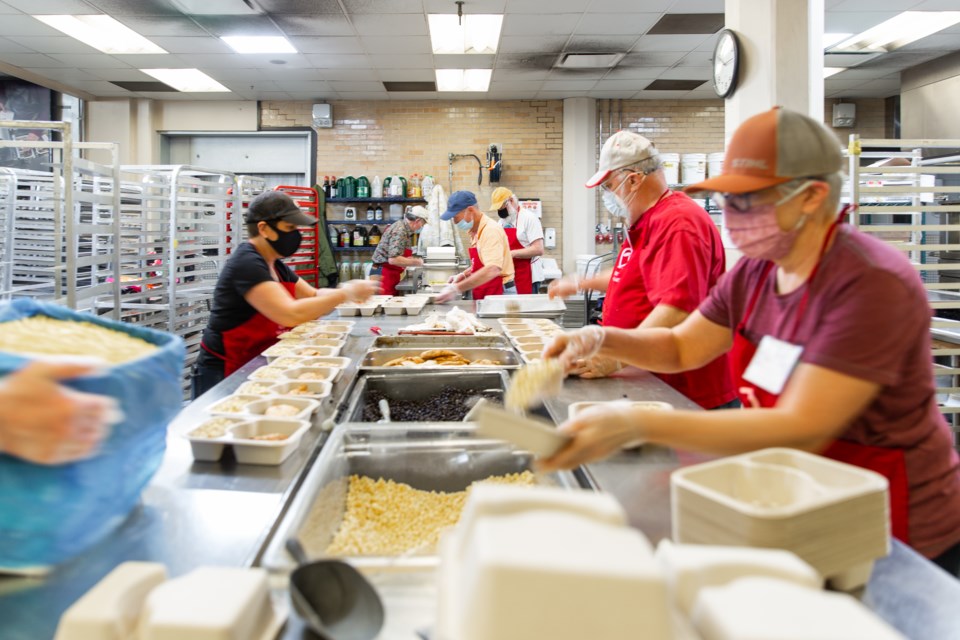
[822,33,852,50]
[428,14,503,54]
[823,67,845,79]
[435,69,491,92]
[34,15,166,55]
[830,11,960,53]
[221,36,296,54]
[140,69,230,92]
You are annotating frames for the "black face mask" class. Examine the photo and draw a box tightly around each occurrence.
[266,221,302,257]
[497,207,509,219]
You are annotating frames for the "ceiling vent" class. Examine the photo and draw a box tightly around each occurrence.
[555,53,625,69]
[648,13,724,35]
[383,81,437,92]
[109,81,178,92]
[169,0,262,15]
[644,79,706,91]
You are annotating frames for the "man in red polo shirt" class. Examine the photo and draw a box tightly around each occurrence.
[549,130,735,409]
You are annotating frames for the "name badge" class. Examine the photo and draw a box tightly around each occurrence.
[742,335,803,395]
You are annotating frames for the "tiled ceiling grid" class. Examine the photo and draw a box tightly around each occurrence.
[0,0,958,100]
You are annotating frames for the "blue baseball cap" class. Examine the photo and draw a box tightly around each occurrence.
[441,190,478,221]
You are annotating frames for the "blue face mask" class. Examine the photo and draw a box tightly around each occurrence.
[455,217,473,232]
[602,190,629,218]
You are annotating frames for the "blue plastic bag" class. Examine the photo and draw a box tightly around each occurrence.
[0,300,186,571]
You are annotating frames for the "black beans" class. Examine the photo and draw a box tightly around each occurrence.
[362,386,501,422]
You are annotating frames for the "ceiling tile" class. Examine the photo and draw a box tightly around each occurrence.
[424,0,506,11]
[148,37,233,54]
[311,68,379,81]
[0,2,19,13]
[594,78,650,90]
[485,90,538,99]
[343,0,427,12]
[375,68,436,81]
[490,67,550,81]
[23,67,100,82]
[696,33,721,52]
[537,90,591,98]
[286,91,335,99]
[667,0,724,12]
[290,37,364,54]
[507,0,587,12]
[542,79,598,90]
[329,80,387,92]
[676,50,713,67]
[0,37,34,54]
[632,34,711,52]
[490,80,545,91]
[335,91,390,100]
[81,67,155,81]
[5,52,76,67]
[591,0,672,10]
[897,33,960,52]
[565,35,638,53]
[497,35,568,55]
[368,53,434,68]
[825,11,901,32]
[434,54,494,69]
[502,14,582,37]
[589,90,640,98]
[83,0,182,16]
[273,15,354,37]
[360,36,430,55]
[256,0,342,13]
[0,15,67,37]
[219,79,282,91]
[385,91,440,100]
[2,0,97,13]
[190,16,284,37]
[60,79,131,92]
[265,67,334,81]
[494,53,557,70]
[619,51,686,66]
[603,66,669,80]
[113,16,210,37]
[548,68,611,80]
[302,53,375,68]
[575,13,660,36]
[631,89,694,99]
[351,14,428,37]
[657,67,710,80]
[913,0,960,8]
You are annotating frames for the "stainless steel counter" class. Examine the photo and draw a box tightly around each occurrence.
[2,301,958,640]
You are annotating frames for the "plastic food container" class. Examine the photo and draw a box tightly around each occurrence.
[185,417,249,461]
[244,397,320,421]
[206,394,263,417]
[228,418,311,465]
[235,381,278,396]
[269,380,333,400]
[517,343,545,355]
[281,366,339,384]
[248,365,288,382]
[515,336,546,345]
[568,400,673,419]
[299,355,351,371]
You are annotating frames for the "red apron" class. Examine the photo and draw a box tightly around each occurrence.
[469,225,503,301]
[202,280,297,377]
[379,248,411,295]
[730,211,910,543]
[504,227,532,294]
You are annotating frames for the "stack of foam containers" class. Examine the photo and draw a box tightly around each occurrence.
[671,448,890,590]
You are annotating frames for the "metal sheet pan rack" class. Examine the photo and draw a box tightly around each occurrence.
[847,135,960,439]
[276,185,320,287]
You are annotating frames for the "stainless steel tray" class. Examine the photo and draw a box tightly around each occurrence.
[343,370,510,422]
[360,347,520,372]
[476,294,567,318]
[372,334,510,349]
[260,424,587,573]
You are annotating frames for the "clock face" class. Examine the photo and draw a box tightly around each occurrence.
[713,29,740,99]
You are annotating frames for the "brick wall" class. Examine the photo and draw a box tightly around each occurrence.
[823,98,889,143]
[609,99,726,155]
[261,100,564,266]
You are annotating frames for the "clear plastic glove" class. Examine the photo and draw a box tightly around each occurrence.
[447,271,467,284]
[338,279,378,303]
[0,361,121,465]
[543,325,605,369]
[547,275,579,300]
[433,283,461,304]
[569,355,622,379]
[536,402,644,472]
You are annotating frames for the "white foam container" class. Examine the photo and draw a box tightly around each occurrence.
[269,379,333,401]
[234,381,278,396]
[569,400,673,419]
[244,397,320,421]
[516,343,545,355]
[681,153,707,185]
[336,305,360,317]
[280,366,339,384]
[247,365,288,382]
[206,394,263,417]
[263,344,341,362]
[661,152,681,185]
[707,151,725,178]
[228,418,311,465]
[185,417,250,461]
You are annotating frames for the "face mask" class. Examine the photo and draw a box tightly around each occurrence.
[602,190,629,219]
[497,207,509,219]
[722,184,812,261]
[455,216,473,232]
[266,222,302,257]
[506,201,519,216]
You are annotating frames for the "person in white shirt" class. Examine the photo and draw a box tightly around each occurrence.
[490,187,544,294]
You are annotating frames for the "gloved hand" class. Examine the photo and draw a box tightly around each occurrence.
[547,275,579,300]
[543,325,605,368]
[338,279,379,303]
[0,361,121,465]
[447,272,467,284]
[570,355,622,379]
[536,401,646,472]
[433,283,461,304]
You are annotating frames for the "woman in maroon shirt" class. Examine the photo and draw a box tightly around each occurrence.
[542,107,960,575]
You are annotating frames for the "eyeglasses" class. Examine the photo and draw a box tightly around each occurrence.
[599,170,634,194]
[712,180,817,213]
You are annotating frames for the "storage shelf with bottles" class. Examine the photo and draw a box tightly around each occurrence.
[333,246,376,252]
[327,197,427,204]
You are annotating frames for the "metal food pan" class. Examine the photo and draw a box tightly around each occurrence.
[359,347,520,372]
[343,370,510,423]
[372,334,510,349]
[260,424,587,573]
[476,294,566,318]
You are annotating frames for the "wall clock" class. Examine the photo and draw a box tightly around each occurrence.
[713,28,741,99]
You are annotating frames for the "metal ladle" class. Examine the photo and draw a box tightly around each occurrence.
[286,538,385,640]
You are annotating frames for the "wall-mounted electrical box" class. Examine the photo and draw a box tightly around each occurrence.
[544,227,556,249]
[832,103,856,128]
[312,103,333,128]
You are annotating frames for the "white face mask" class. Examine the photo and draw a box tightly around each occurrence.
[602,172,643,219]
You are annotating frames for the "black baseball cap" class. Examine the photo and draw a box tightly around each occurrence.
[244,191,318,226]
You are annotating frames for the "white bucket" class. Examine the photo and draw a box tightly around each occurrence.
[576,254,601,280]
[681,153,706,185]
[707,152,725,178]
[660,153,680,186]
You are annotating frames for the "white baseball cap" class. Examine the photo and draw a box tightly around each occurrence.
[407,205,430,221]
[585,130,659,188]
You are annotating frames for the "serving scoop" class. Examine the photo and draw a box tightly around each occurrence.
[504,358,565,411]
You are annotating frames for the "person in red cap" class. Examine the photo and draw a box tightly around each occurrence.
[547,130,735,410]
[192,190,377,397]
[541,107,960,575]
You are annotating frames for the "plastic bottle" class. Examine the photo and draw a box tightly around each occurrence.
[421,175,435,199]
[375,205,384,221]
[357,176,370,198]
[366,205,375,221]
[322,176,330,197]
[409,173,421,198]
[398,175,408,198]
[372,175,382,198]
[382,176,392,196]
[343,176,357,199]
[369,224,381,245]
[339,226,351,247]
[352,225,366,247]
[335,177,344,198]
[328,223,339,248]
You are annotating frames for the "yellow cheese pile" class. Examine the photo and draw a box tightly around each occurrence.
[0,316,157,364]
